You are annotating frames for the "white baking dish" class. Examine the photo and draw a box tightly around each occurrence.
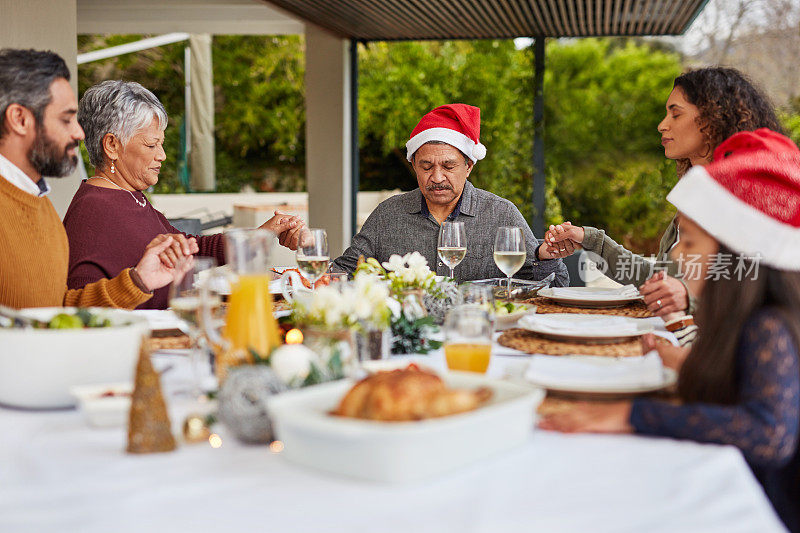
[267,370,544,482]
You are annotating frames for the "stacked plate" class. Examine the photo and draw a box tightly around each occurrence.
[537,285,642,309]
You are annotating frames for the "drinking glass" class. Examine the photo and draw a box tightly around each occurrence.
[296,228,329,291]
[494,226,526,298]
[459,283,495,317]
[444,306,493,373]
[168,256,217,398]
[437,221,467,279]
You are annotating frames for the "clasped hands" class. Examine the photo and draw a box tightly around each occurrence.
[542,223,689,318]
[131,210,308,293]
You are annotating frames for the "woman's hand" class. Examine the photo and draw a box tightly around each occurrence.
[259,211,307,251]
[542,222,584,258]
[640,271,689,317]
[135,235,195,292]
[157,233,199,268]
[538,401,634,433]
[641,333,690,372]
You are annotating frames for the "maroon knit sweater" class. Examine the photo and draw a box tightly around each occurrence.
[63,181,226,310]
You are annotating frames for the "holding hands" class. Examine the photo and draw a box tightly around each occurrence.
[640,270,689,317]
[136,234,197,292]
[539,221,584,260]
[259,210,309,251]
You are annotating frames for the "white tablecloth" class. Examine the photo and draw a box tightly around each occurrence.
[0,348,786,533]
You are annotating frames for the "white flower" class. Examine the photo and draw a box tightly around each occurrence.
[402,293,426,321]
[386,297,402,318]
[382,254,406,272]
[406,251,428,270]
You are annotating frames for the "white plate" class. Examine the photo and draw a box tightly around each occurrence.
[519,313,652,343]
[267,371,544,482]
[525,356,677,395]
[538,287,642,308]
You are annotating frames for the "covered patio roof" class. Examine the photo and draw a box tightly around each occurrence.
[264,0,709,40]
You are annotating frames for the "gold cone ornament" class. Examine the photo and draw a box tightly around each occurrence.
[127,339,176,454]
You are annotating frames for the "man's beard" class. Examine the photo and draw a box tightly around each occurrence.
[28,125,79,178]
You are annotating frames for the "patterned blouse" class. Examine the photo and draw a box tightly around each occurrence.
[630,309,800,532]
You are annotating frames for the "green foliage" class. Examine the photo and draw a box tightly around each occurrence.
[390,315,442,355]
[77,35,305,193]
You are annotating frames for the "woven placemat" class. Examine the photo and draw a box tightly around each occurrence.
[522,297,654,318]
[497,328,648,357]
[147,335,191,351]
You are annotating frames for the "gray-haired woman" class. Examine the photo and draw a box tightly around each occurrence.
[63,80,304,309]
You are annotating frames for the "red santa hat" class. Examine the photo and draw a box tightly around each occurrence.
[667,128,800,270]
[406,103,487,163]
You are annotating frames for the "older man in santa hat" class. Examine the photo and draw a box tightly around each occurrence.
[331,103,568,285]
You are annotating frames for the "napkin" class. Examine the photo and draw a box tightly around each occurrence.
[525,352,664,389]
[131,310,185,331]
[519,314,640,335]
[549,284,639,299]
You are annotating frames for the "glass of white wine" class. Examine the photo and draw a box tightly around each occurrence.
[168,256,217,399]
[494,226,526,298]
[296,228,329,291]
[437,221,467,280]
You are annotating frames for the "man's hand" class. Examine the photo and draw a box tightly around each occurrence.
[136,235,195,292]
[640,271,689,317]
[157,233,199,268]
[259,210,308,251]
[641,333,690,372]
[538,401,634,433]
[543,222,584,258]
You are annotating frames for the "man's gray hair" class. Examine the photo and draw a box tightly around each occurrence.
[411,140,471,166]
[0,48,70,138]
[78,80,168,168]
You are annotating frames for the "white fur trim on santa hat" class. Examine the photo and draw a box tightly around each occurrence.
[406,127,486,163]
[667,165,800,271]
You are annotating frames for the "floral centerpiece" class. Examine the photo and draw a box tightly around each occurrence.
[354,252,457,354]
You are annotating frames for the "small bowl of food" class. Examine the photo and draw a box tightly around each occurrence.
[70,382,132,427]
[493,301,536,330]
[0,308,149,409]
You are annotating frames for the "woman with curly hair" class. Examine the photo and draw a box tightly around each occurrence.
[544,67,784,326]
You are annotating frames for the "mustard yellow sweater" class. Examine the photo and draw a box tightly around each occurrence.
[0,176,151,309]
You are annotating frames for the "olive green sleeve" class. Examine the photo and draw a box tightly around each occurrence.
[581,226,668,286]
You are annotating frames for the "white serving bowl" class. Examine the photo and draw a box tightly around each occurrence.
[268,370,544,482]
[0,308,150,409]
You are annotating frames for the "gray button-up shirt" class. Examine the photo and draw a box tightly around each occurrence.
[331,181,569,286]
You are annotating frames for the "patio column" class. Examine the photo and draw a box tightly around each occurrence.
[0,0,80,219]
[305,23,353,257]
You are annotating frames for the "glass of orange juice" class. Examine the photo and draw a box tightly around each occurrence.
[444,306,493,373]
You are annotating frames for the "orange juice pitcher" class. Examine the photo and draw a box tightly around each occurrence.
[221,229,282,374]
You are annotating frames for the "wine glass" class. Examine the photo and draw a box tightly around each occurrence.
[444,306,493,373]
[168,256,217,399]
[296,228,329,291]
[438,221,467,279]
[494,226,526,298]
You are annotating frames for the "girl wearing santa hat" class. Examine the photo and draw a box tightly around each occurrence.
[544,67,785,323]
[540,129,800,531]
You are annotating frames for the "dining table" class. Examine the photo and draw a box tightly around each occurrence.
[1,319,788,533]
